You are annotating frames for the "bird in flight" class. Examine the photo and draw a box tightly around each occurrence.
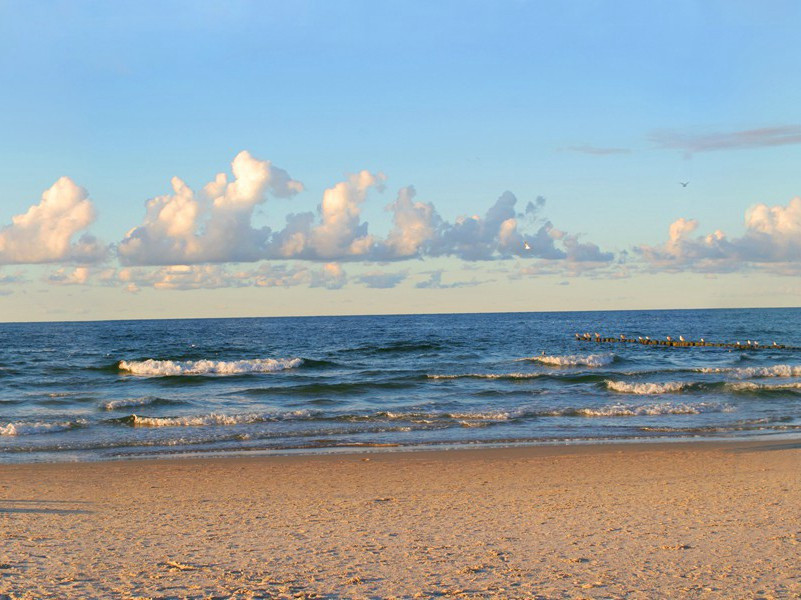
[523,241,532,250]
[679,181,689,187]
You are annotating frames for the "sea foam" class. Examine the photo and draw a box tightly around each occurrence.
[605,380,691,395]
[0,420,86,436]
[697,364,801,378]
[118,357,302,376]
[550,402,729,417]
[122,410,314,427]
[427,372,543,380]
[528,353,614,367]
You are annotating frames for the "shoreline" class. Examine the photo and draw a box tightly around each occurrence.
[4,432,801,466]
[3,439,800,598]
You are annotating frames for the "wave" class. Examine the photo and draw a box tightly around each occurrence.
[525,353,615,367]
[102,397,187,411]
[115,410,316,428]
[118,357,303,376]
[726,381,801,393]
[427,372,544,380]
[697,365,801,378]
[549,402,731,417]
[1,419,86,436]
[605,380,692,395]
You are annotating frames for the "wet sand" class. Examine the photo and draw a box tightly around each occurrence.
[1,440,800,599]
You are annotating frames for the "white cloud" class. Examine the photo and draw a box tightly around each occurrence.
[271,171,386,260]
[118,151,304,265]
[383,186,440,258]
[638,197,801,272]
[0,177,105,265]
[48,267,91,285]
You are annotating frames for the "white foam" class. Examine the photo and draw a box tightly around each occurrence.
[126,410,312,427]
[427,372,542,380]
[605,380,690,395]
[0,420,85,436]
[697,365,801,378]
[528,353,614,367]
[551,402,729,417]
[118,357,302,376]
[103,397,164,411]
[727,381,801,392]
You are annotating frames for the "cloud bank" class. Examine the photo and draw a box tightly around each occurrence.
[3,148,800,294]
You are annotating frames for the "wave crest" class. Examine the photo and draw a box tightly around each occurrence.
[551,402,729,417]
[119,410,315,428]
[606,380,690,395]
[118,357,303,376]
[427,372,542,380]
[528,353,614,367]
[697,365,801,378]
[1,420,86,436]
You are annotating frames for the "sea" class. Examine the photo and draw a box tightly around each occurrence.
[1,308,801,463]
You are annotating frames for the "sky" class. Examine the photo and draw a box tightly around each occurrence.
[1,0,801,322]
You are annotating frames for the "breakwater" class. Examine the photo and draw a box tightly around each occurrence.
[575,334,800,350]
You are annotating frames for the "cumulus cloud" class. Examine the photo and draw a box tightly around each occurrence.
[115,152,611,271]
[650,126,801,155]
[638,197,801,272]
[270,171,386,260]
[118,151,304,265]
[48,267,91,285]
[0,177,105,265]
[382,186,440,259]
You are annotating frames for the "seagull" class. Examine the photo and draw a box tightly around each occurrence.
[523,241,532,250]
[666,336,672,342]
[680,181,689,187]
[679,335,685,342]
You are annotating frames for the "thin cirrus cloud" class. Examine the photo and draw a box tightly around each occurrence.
[650,125,801,155]
[637,197,801,273]
[0,177,106,265]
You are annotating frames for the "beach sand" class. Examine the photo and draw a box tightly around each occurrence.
[1,441,800,599]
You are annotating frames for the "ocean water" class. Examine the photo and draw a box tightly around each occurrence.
[1,308,801,463]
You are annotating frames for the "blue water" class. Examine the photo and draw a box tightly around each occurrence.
[2,308,801,463]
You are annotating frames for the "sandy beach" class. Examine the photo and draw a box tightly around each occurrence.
[1,441,800,599]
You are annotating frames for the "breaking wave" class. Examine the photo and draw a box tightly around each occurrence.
[427,372,543,380]
[117,411,315,427]
[1,420,87,436]
[526,353,615,367]
[726,381,801,393]
[118,357,303,376]
[102,397,186,411]
[697,365,801,378]
[605,381,692,395]
[548,402,730,417]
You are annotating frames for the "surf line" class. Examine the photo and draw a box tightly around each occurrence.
[574,334,800,350]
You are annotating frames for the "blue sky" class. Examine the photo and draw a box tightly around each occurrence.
[1,0,801,321]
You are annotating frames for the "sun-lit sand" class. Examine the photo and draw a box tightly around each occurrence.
[1,441,800,599]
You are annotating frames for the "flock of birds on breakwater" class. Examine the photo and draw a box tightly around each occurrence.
[574,332,799,350]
